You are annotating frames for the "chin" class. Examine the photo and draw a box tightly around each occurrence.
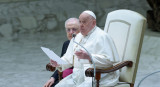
[69,37,72,39]
[81,33,86,36]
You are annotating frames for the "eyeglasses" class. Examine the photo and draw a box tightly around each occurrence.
[66,28,78,32]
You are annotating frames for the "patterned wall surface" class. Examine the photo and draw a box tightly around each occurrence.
[0,0,150,40]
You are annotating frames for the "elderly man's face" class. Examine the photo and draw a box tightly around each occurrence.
[79,13,95,36]
[66,22,80,40]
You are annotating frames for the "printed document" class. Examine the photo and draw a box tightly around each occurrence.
[41,47,68,64]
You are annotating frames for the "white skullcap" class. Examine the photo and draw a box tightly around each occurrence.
[83,10,96,19]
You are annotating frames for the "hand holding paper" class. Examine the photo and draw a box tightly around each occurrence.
[50,59,59,67]
[41,47,68,65]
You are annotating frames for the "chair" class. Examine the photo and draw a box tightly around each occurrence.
[46,63,63,80]
[85,9,146,87]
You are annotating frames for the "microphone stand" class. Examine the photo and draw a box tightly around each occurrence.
[72,34,96,87]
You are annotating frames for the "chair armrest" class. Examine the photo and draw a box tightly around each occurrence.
[46,63,56,72]
[85,61,133,77]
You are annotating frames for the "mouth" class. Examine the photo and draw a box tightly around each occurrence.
[80,28,85,31]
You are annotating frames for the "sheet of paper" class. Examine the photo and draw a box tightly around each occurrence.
[41,47,68,64]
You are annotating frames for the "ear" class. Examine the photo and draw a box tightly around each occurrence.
[92,20,96,26]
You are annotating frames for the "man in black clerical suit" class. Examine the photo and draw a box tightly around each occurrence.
[43,18,80,87]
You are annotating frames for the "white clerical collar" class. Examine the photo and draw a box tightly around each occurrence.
[85,26,97,37]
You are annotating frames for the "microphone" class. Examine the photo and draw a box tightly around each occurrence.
[72,34,76,38]
[72,34,96,87]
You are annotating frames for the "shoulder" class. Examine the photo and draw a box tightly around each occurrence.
[95,26,108,37]
[76,33,82,38]
[63,40,70,45]
[63,40,70,48]
[94,26,112,41]
[74,33,83,41]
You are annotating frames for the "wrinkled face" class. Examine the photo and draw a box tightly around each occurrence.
[79,13,96,36]
[66,22,80,40]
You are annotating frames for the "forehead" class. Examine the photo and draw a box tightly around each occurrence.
[66,22,79,28]
[79,13,90,21]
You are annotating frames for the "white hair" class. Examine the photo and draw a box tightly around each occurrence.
[65,18,79,28]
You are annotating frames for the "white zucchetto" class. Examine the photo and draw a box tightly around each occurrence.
[83,10,96,19]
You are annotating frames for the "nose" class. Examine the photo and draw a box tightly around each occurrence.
[80,24,84,28]
[80,22,83,26]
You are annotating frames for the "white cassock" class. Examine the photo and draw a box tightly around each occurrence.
[56,26,120,87]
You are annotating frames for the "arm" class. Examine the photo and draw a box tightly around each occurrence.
[51,70,59,81]
[75,34,119,68]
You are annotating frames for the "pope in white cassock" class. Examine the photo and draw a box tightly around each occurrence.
[50,10,120,87]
